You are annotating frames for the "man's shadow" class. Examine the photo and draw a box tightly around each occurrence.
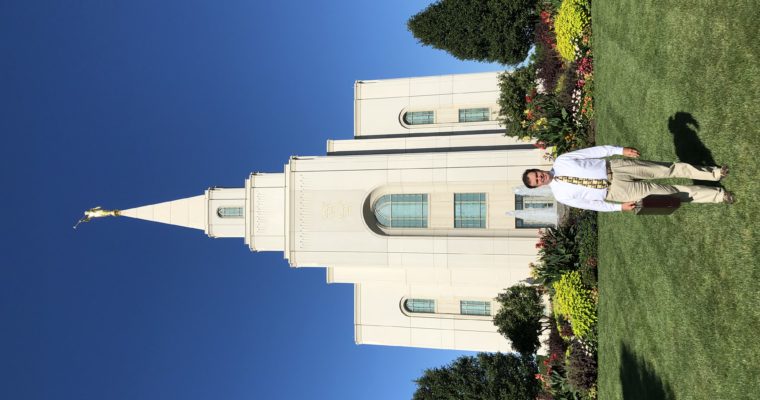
[620,343,675,400]
[668,112,720,187]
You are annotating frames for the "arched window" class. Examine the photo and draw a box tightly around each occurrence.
[404,299,435,313]
[460,300,491,316]
[458,108,490,122]
[217,206,244,218]
[374,194,428,228]
[403,111,434,125]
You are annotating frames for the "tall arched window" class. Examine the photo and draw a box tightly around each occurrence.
[403,111,434,125]
[217,206,244,218]
[374,194,428,228]
[404,299,435,313]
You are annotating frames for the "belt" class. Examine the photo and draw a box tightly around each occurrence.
[606,161,613,181]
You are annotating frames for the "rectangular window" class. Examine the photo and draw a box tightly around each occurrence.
[454,193,486,228]
[458,108,490,122]
[460,300,491,316]
[217,206,244,218]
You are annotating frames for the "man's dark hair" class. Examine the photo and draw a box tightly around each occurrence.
[522,169,541,188]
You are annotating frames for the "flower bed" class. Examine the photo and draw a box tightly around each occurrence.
[494,1,599,398]
[498,0,595,160]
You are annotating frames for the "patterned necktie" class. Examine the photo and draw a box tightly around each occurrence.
[553,175,610,189]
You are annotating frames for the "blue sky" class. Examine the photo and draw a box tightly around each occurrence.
[1,1,510,399]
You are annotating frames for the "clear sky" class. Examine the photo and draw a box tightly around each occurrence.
[1,1,511,399]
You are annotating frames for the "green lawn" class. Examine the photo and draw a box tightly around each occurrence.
[593,1,760,399]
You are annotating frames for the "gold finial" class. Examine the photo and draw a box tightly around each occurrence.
[73,206,121,229]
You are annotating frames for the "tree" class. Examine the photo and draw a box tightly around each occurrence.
[413,353,538,400]
[493,284,549,355]
[407,0,538,65]
[497,66,536,135]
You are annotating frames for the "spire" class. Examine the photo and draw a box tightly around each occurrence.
[76,187,247,238]
[119,194,207,230]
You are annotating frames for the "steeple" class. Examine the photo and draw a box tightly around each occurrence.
[76,187,250,239]
[120,194,206,230]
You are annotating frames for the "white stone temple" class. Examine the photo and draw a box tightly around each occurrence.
[105,71,557,352]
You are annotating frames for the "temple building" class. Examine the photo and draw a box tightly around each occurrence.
[109,71,557,352]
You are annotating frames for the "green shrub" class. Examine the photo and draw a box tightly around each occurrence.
[498,66,536,135]
[566,340,598,394]
[545,314,569,358]
[531,95,580,154]
[494,284,547,355]
[533,224,580,288]
[574,210,598,287]
[552,271,596,338]
[554,0,590,61]
[535,40,566,93]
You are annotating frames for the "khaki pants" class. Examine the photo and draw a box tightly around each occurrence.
[605,159,725,203]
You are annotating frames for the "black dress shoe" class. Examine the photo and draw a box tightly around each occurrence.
[720,165,729,180]
[723,191,735,205]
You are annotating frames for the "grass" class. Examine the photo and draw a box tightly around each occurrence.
[593,1,760,399]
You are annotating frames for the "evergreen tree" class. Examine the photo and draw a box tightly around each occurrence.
[407,0,537,65]
[413,353,538,400]
[493,284,548,355]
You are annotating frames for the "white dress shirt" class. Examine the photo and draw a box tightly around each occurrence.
[548,145,625,212]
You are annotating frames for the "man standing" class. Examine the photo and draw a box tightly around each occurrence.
[522,145,733,212]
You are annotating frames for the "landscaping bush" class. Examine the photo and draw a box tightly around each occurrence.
[552,271,597,338]
[566,340,598,393]
[554,63,578,113]
[532,224,580,287]
[494,284,547,355]
[545,314,570,357]
[532,95,581,154]
[534,7,566,93]
[498,65,537,134]
[575,210,598,287]
[535,41,566,93]
[554,0,590,61]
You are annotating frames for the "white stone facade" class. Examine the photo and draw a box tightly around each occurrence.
[120,72,555,353]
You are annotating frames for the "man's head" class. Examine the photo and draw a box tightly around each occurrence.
[522,169,552,188]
